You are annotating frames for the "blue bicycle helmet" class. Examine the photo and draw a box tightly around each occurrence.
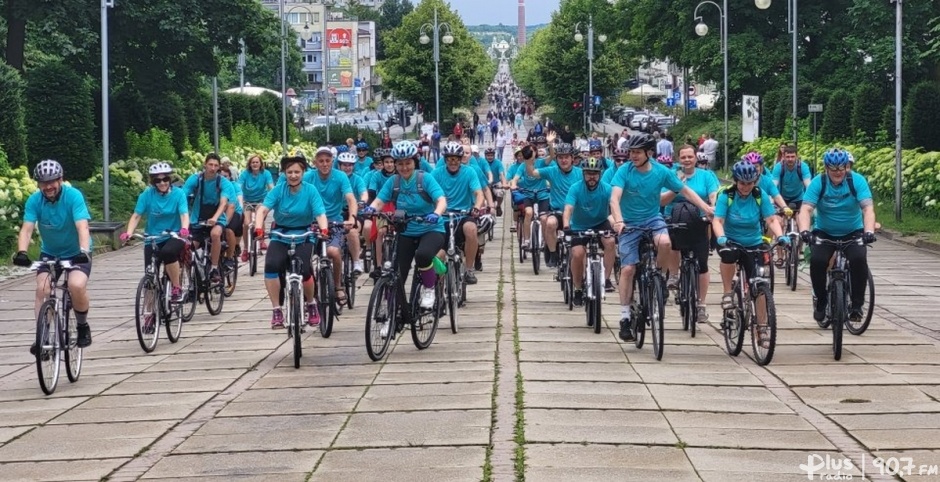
[731,161,760,183]
[823,148,851,169]
[356,141,369,151]
[336,145,349,154]
[390,140,418,160]
[588,140,603,151]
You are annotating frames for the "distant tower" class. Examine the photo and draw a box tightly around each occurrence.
[517,0,526,47]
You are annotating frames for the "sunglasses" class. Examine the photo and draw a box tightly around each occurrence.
[153,177,171,184]
[737,180,757,186]
[827,166,847,172]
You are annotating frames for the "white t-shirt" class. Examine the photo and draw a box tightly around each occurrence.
[702,138,719,159]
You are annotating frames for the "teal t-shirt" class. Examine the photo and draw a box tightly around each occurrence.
[230,182,244,215]
[537,165,582,210]
[803,172,872,237]
[611,162,685,223]
[510,161,550,200]
[263,182,326,237]
[377,172,446,236]
[486,159,505,182]
[601,165,618,185]
[238,169,274,203]
[133,186,189,240]
[771,161,811,201]
[665,168,719,217]
[354,156,374,177]
[348,173,367,199]
[306,169,353,221]
[758,174,780,198]
[182,173,235,225]
[715,189,775,246]
[565,180,612,231]
[23,185,93,258]
[431,165,482,211]
[368,169,395,193]
[418,157,434,173]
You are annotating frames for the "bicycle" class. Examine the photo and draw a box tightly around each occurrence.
[624,226,667,360]
[131,232,187,353]
[555,234,574,311]
[669,220,701,338]
[572,229,613,334]
[267,230,317,369]
[514,188,550,275]
[313,222,347,339]
[443,210,470,334]
[488,182,505,241]
[188,223,225,316]
[779,205,802,291]
[814,235,876,360]
[244,202,263,277]
[363,211,442,361]
[29,258,83,395]
[720,241,780,366]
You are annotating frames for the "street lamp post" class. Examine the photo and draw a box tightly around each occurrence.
[694,0,728,171]
[280,1,315,153]
[575,15,607,133]
[101,0,114,221]
[755,0,797,147]
[893,0,903,222]
[420,8,454,127]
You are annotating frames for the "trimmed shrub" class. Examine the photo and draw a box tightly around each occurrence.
[880,105,896,140]
[25,63,97,180]
[903,81,940,151]
[851,84,883,141]
[0,63,29,168]
[218,93,234,140]
[126,127,177,161]
[760,90,782,138]
[186,91,209,150]
[819,89,853,142]
[149,92,189,155]
[228,94,254,126]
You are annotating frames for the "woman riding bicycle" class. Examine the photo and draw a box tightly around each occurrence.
[252,151,329,328]
[362,141,447,309]
[120,162,191,303]
[238,154,274,261]
[712,160,788,345]
[365,148,398,279]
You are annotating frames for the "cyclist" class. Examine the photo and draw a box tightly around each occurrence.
[609,134,714,341]
[588,139,609,170]
[563,157,616,305]
[219,164,244,269]
[712,161,788,339]
[656,155,674,170]
[181,153,237,283]
[310,147,359,304]
[771,144,812,264]
[522,137,580,268]
[354,141,373,176]
[238,154,274,261]
[338,151,368,276]
[252,152,329,328]
[365,148,398,279]
[660,145,718,322]
[432,142,485,284]
[484,147,507,215]
[601,147,629,185]
[797,148,876,323]
[509,143,551,251]
[14,160,94,351]
[742,151,792,234]
[362,141,448,309]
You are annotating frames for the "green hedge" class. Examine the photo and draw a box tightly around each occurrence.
[301,124,380,148]
[149,92,189,155]
[0,63,28,169]
[903,81,940,152]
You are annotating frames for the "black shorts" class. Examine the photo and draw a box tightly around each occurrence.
[718,244,768,280]
[523,198,550,213]
[444,216,476,248]
[783,199,803,211]
[570,221,614,248]
[228,212,244,237]
[37,253,92,278]
[542,210,563,227]
[143,238,186,269]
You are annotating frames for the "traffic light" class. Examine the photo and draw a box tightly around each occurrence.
[572,102,582,111]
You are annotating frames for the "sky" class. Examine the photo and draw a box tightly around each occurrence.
[447,0,560,27]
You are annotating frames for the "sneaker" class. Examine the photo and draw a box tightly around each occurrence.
[573,289,584,307]
[306,303,320,327]
[697,304,709,323]
[619,318,635,341]
[353,260,364,276]
[849,308,863,323]
[370,268,382,280]
[224,258,238,270]
[667,275,679,291]
[210,268,222,284]
[76,322,92,348]
[605,279,615,293]
[522,239,530,249]
[170,286,183,303]
[496,206,503,217]
[721,293,734,310]
[240,251,249,262]
[464,270,478,285]
[420,286,436,309]
[271,308,284,329]
[546,251,557,268]
[813,297,827,322]
[510,225,517,233]
[380,319,390,339]
[142,314,155,334]
[475,253,483,271]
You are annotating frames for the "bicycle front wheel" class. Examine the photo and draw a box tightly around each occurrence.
[447,261,459,334]
[249,238,259,276]
[531,223,541,275]
[686,263,699,338]
[751,284,777,366]
[344,252,357,309]
[135,276,160,353]
[365,277,395,361]
[165,278,183,344]
[591,262,603,335]
[204,274,225,316]
[846,269,875,336]
[830,281,846,361]
[180,262,198,322]
[318,267,335,338]
[411,279,440,350]
[63,296,82,383]
[723,283,746,357]
[649,274,666,360]
[289,282,303,368]
[35,299,61,395]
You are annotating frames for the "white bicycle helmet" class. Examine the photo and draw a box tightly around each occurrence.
[390,141,418,160]
[149,162,173,176]
[337,152,358,164]
[442,141,464,157]
[477,214,495,235]
[34,159,64,182]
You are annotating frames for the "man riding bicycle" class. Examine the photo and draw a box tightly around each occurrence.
[181,153,237,283]
[354,141,374,177]
[523,137,581,269]
[14,160,94,350]
[219,164,244,269]
[797,148,876,323]
[608,134,713,341]
[509,144,550,250]
[563,157,616,305]
[432,141,485,285]
[310,147,359,305]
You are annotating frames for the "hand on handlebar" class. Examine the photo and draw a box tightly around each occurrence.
[254,228,265,240]
[862,231,877,244]
[800,230,814,244]
[119,232,131,244]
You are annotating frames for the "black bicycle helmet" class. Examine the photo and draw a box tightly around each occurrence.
[555,143,575,155]
[624,133,655,151]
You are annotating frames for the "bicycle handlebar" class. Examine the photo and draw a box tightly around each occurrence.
[813,235,869,249]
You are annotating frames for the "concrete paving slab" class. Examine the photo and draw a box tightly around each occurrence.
[251,364,380,389]
[357,381,491,412]
[524,381,657,410]
[625,343,732,364]
[520,361,641,382]
[0,420,176,461]
[648,384,793,414]
[766,364,903,386]
[0,373,132,402]
[0,397,88,426]
[49,391,215,424]
[311,446,485,482]
[0,457,131,482]
[74,354,167,377]
[173,414,346,453]
[848,344,940,364]
[667,412,835,450]
[432,327,497,344]
[685,448,862,479]
[525,409,677,445]
[876,364,940,384]
[218,385,365,417]
[141,450,322,479]
[101,368,243,395]
[632,362,763,386]
[384,342,495,363]
[332,410,489,448]
[0,426,31,446]
[794,385,940,414]
[525,443,699,481]
[761,344,868,365]
[518,342,627,363]
[144,349,271,372]
[372,361,494,385]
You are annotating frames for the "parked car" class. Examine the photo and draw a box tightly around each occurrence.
[617,108,637,126]
[630,114,649,130]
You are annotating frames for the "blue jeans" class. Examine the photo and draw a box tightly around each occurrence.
[617,215,668,266]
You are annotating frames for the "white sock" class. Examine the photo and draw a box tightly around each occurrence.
[620,305,631,319]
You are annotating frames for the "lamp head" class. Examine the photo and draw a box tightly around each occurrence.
[419,34,430,44]
[442,33,454,44]
[695,22,709,37]
[574,32,584,42]
[598,34,607,43]
[755,0,772,9]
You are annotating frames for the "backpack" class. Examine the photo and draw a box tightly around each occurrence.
[777,161,804,189]
[724,185,762,207]
[192,173,222,207]
[669,201,705,251]
[817,172,857,201]
[391,171,434,205]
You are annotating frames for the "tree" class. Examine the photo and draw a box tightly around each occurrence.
[819,89,853,142]
[375,0,415,60]
[851,84,883,141]
[379,0,492,121]
[903,81,940,151]
[0,62,28,167]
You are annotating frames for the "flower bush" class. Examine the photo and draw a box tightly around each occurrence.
[0,165,39,258]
